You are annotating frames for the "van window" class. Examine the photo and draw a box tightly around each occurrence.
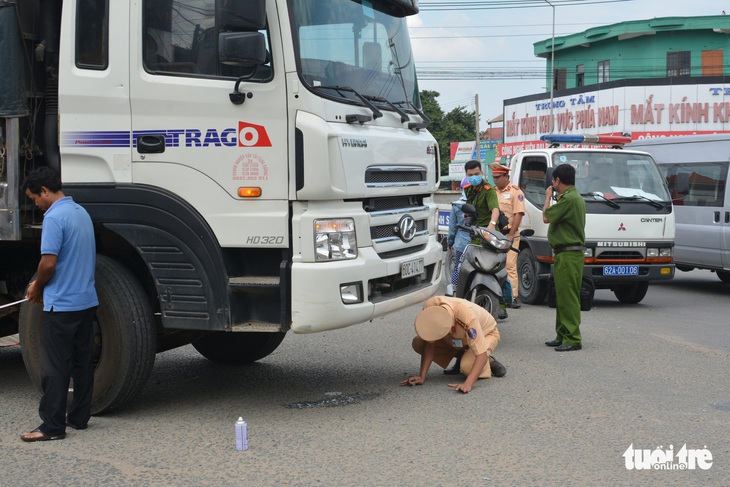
[662,162,728,207]
[143,0,272,80]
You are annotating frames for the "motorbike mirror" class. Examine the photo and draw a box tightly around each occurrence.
[461,203,477,217]
[545,167,554,189]
[520,229,535,237]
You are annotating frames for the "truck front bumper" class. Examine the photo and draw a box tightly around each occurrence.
[290,238,443,333]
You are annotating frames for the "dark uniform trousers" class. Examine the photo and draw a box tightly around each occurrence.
[553,251,583,346]
[39,307,97,435]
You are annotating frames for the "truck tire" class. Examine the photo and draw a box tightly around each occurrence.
[193,331,286,365]
[613,282,649,304]
[717,271,730,283]
[517,248,547,304]
[19,255,156,415]
[470,287,501,321]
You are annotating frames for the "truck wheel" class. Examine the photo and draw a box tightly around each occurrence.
[717,271,730,283]
[517,248,547,304]
[613,282,649,304]
[193,331,286,365]
[19,255,156,414]
[471,288,501,321]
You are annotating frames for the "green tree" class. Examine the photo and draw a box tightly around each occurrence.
[420,90,476,175]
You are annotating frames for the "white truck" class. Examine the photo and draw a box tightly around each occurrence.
[0,0,442,413]
[508,134,675,305]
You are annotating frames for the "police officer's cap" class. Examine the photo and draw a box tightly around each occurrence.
[414,305,452,342]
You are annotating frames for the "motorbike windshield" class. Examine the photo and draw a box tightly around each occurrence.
[553,151,672,203]
[289,0,420,108]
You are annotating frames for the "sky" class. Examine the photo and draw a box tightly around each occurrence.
[408,0,727,133]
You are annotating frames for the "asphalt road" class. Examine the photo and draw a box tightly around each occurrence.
[1,269,729,486]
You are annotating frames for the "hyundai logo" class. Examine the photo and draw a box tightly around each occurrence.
[394,215,417,243]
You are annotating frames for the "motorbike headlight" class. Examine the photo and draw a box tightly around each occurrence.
[480,229,512,251]
[314,219,357,261]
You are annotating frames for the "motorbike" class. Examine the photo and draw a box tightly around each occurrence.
[454,204,533,321]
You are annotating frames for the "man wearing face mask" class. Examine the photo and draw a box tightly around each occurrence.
[463,160,501,236]
[461,159,507,320]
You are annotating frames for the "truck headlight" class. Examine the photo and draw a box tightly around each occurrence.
[647,248,659,257]
[314,219,357,261]
[660,248,672,257]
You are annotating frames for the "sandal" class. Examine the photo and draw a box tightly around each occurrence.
[20,427,66,442]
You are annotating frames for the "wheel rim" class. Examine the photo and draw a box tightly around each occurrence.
[520,261,534,294]
[473,290,496,315]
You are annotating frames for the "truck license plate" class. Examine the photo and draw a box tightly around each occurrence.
[401,258,424,278]
[603,265,639,276]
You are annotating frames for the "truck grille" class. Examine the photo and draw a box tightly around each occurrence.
[596,251,644,260]
[371,220,427,241]
[365,166,426,187]
[378,244,427,259]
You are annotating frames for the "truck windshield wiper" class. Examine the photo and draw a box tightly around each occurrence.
[392,100,430,129]
[363,95,410,123]
[315,85,383,120]
[581,192,621,209]
[614,195,665,209]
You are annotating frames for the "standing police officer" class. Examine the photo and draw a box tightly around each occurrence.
[490,162,525,308]
[542,164,586,351]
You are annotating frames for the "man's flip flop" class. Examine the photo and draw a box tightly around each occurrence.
[20,427,66,442]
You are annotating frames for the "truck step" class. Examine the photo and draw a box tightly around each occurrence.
[231,321,285,333]
[228,276,280,288]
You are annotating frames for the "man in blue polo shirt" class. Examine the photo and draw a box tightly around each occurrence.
[20,167,98,442]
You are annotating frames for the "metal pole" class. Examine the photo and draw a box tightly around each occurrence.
[474,94,480,161]
[545,0,555,134]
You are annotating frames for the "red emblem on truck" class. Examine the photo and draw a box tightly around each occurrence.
[238,122,272,147]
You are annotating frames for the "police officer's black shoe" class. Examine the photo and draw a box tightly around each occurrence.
[554,343,582,352]
[507,298,521,309]
[498,308,508,320]
[545,339,561,347]
[443,355,462,375]
[490,356,506,377]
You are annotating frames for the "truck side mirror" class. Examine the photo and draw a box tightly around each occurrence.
[219,32,267,67]
[676,172,690,195]
[544,167,554,189]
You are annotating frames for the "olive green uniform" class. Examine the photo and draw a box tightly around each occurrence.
[465,183,500,244]
[544,185,586,346]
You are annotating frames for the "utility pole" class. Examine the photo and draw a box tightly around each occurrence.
[474,94,481,161]
[545,0,555,134]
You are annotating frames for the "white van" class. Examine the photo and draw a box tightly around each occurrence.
[629,134,730,283]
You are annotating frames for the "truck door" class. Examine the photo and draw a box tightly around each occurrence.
[59,0,132,183]
[129,0,289,244]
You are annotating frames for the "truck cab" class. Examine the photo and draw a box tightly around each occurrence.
[0,0,441,413]
[509,134,675,305]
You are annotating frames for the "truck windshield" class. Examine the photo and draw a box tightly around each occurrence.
[289,0,419,108]
[554,151,672,202]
